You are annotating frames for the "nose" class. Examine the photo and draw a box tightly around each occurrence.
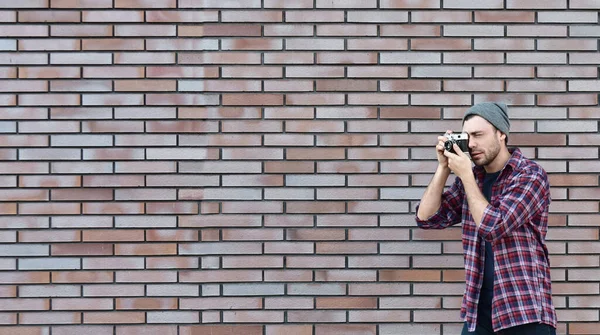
[468,138,475,149]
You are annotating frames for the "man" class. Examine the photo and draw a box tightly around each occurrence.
[415,102,557,335]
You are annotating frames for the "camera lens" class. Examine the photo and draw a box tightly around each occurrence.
[444,140,454,151]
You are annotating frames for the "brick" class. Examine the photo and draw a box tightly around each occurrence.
[51,0,112,8]
[381,24,441,37]
[180,325,263,335]
[348,38,408,51]
[538,94,598,107]
[444,0,502,8]
[412,38,470,50]
[221,38,282,51]
[350,310,411,322]
[180,24,261,37]
[264,0,313,8]
[444,25,504,37]
[380,0,440,8]
[264,24,312,37]
[286,38,344,51]
[412,11,470,22]
[0,24,47,37]
[475,11,535,23]
[115,52,175,64]
[507,25,567,37]
[51,25,112,37]
[569,322,600,335]
[83,11,143,22]
[149,11,218,23]
[221,10,282,23]
[0,11,15,22]
[286,10,344,22]
[285,200,345,214]
[507,52,567,64]
[540,11,597,23]
[0,67,16,78]
[349,256,410,268]
[82,38,144,51]
[50,79,112,92]
[288,311,345,322]
[265,325,312,335]
[539,39,598,51]
[115,0,176,7]
[317,24,377,37]
[507,0,566,8]
[348,10,408,23]
[54,326,114,335]
[20,312,81,324]
[0,53,47,65]
[474,38,535,50]
[538,66,597,78]
[444,79,504,92]
[19,10,80,22]
[84,312,145,324]
[570,52,600,65]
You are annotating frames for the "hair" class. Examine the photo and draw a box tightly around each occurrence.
[463,114,509,145]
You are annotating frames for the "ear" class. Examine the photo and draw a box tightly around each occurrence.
[497,130,507,143]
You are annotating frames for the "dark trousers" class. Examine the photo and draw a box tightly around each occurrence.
[461,322,556,335]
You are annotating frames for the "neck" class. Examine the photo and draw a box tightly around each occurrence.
[484,147,511,173]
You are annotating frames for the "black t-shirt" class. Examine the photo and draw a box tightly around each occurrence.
[478,170,501,327]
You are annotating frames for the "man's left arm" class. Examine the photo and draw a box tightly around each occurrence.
[476,171,549,241]
[443,144,550,241]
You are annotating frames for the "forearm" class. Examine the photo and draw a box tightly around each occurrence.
[461,177,489,228]
[417,165,451,220]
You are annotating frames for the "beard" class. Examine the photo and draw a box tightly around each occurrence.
[470,137,501,167]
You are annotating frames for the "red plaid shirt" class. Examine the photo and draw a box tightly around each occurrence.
[415,148,557,332]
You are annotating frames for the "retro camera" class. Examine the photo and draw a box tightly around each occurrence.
[444,133,469,154]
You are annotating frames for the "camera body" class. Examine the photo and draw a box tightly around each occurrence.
[444,133,469,154]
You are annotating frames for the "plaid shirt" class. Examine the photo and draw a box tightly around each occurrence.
[415,148,557,332]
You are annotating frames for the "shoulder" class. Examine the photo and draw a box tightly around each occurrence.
[506,150,550,189]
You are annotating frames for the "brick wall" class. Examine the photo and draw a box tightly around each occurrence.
[0,0,599,334]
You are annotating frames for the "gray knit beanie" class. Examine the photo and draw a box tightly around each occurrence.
[462,102,510,136]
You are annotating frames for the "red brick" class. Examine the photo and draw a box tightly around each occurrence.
[115,0,176,7]
[180,325,263,335]
[51,0,112,8]
[265,325,312,335]
[84,312,145,324]
[475,11,535,22]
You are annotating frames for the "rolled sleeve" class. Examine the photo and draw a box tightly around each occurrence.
[415,177,464,230]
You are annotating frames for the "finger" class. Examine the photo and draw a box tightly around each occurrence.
[453,143,464,156]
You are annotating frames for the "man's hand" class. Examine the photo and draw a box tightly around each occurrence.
[436,131,451,169]
[443,143,474,181]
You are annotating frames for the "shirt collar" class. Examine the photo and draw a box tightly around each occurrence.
[473,148,522,180]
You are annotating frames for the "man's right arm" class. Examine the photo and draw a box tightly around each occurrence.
[416,165,451,221]
[414,131,462,228]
